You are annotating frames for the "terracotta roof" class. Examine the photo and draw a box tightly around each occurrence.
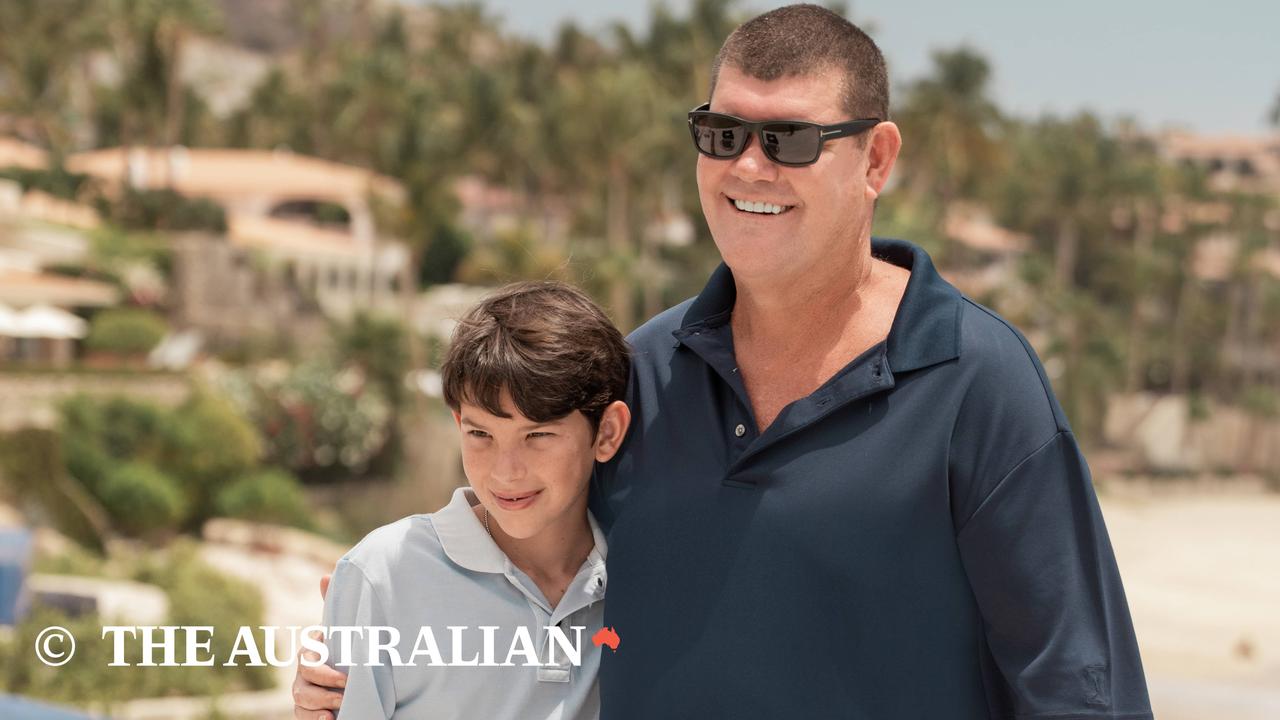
[0,136,48,170]
[228,213,372,260]
[0,269,119,308]
[944,204,1030,254]
[18,191,101,229]
[66,147,405,204]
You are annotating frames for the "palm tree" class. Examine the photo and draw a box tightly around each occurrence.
[106,0,221,151]
[0,0,107,156]
[896,47,1004,211]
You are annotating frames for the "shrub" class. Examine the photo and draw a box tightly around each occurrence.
[97,462,187,537]
[160,392,262,522]
[0,428,106,550]
[97,187,227,233]
[227,359,392,478]
[85,309,168,355]
[215,469,311,528]
[0,164,94,200]
[0,544,274,706]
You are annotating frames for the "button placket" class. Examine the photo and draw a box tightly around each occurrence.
[536,618,573,683]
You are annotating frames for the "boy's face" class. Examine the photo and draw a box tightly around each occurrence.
[454,390,626,541]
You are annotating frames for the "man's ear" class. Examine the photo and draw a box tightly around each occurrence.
[864,121,902,201]
[594,400,632,463]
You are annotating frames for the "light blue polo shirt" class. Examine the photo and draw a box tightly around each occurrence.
[323,487,608,719]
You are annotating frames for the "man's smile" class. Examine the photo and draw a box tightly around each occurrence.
[725,194,796,216]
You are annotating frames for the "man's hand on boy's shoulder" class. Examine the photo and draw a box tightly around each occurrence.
[294,574,347,720]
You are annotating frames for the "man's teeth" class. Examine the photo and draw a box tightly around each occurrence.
[734,199,788,215]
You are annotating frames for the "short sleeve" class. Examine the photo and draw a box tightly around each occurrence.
[956,431,1152,719]
[322,558,396,719]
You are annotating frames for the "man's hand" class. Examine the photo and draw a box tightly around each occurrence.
[293,575,345,719]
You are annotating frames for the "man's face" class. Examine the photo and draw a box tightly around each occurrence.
[696,65,879,283]
[455,391,598,540]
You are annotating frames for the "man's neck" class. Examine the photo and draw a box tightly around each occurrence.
[731,244,876,345]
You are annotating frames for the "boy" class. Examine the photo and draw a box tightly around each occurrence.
[319,281,630,719]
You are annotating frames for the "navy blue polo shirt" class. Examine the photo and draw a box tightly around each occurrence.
[591,238,1151,719]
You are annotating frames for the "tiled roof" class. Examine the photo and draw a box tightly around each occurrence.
[66,147,405,203]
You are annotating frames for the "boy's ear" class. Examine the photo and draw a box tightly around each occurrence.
[593,400,632,463]
[451,410,462,428]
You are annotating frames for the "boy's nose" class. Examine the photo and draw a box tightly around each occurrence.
[490,449,526,483]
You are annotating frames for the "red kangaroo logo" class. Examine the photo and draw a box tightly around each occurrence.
[592,626,621,651]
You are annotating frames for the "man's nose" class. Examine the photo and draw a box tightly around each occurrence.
[729,134,780,183]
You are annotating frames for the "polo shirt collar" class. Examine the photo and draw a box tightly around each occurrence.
[675,237,962,373]
[433,487,609,575]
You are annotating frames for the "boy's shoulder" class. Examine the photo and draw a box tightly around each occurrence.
[336,489,506,590]
[337,512,449,587]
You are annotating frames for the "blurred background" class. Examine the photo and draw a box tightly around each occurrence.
[0,0,1276,717]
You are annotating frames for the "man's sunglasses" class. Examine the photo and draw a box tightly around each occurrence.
[687,103,881,167]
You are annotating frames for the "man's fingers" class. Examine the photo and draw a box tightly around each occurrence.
[293,710,332,720]
[320,573,331,599]
[300,659,348,689]
[292,664,346,709]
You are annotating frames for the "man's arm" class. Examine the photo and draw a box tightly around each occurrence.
[955,430,1152,719]
[294,575,346,720]
[294,562,398,719]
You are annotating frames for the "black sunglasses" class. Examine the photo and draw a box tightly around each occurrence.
[687,103,881,167]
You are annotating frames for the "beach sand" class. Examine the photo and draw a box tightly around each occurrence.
[1101,488,1280,719]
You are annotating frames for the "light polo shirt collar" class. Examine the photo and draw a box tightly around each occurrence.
[432,487,609,576]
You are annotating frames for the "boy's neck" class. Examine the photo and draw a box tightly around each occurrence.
[473,499,595,605]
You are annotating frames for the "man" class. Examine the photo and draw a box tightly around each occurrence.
[295,5,1151,719]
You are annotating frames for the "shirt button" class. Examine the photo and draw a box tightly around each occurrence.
[734,424,746,437]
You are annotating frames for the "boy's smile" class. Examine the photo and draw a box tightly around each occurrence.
[454,390,628,544]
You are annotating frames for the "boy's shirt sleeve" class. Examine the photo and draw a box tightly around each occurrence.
[322,557,396,719]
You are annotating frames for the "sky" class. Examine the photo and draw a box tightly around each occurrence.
[441,0,1280,136]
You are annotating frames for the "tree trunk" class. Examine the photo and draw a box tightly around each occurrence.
[1125,207,1154,392]
[1054,216,1079,290]
[162,25,186,154]
[606,158,634,331]
[1169,274,1196,394]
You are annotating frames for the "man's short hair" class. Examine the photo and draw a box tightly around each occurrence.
[709,3,889,121]
[441,281,630,431]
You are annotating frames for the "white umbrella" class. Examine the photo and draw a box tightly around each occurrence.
[0,303,20,336]
[12,304,88,339]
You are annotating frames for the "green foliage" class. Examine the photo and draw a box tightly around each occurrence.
[214,469,311,528]
[85,308,168,355]
[161,392,263,520]
[0,164,94,200]
[335,311,410,408]
[57,392,270,534]
[0,428,106,549]
[88,226,174,280]
[0,542,273,706]
[96,188,227,233]
[1240,386,1279,419]
[219,359,392,479]
[97,462,187,537]
[419,220,473,286]
[1186,391,1212,421]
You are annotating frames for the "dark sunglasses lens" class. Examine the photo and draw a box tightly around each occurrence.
[762,123,821,165]
[691,115,747,158]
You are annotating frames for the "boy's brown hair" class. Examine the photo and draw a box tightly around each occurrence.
[441,281,630,431]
